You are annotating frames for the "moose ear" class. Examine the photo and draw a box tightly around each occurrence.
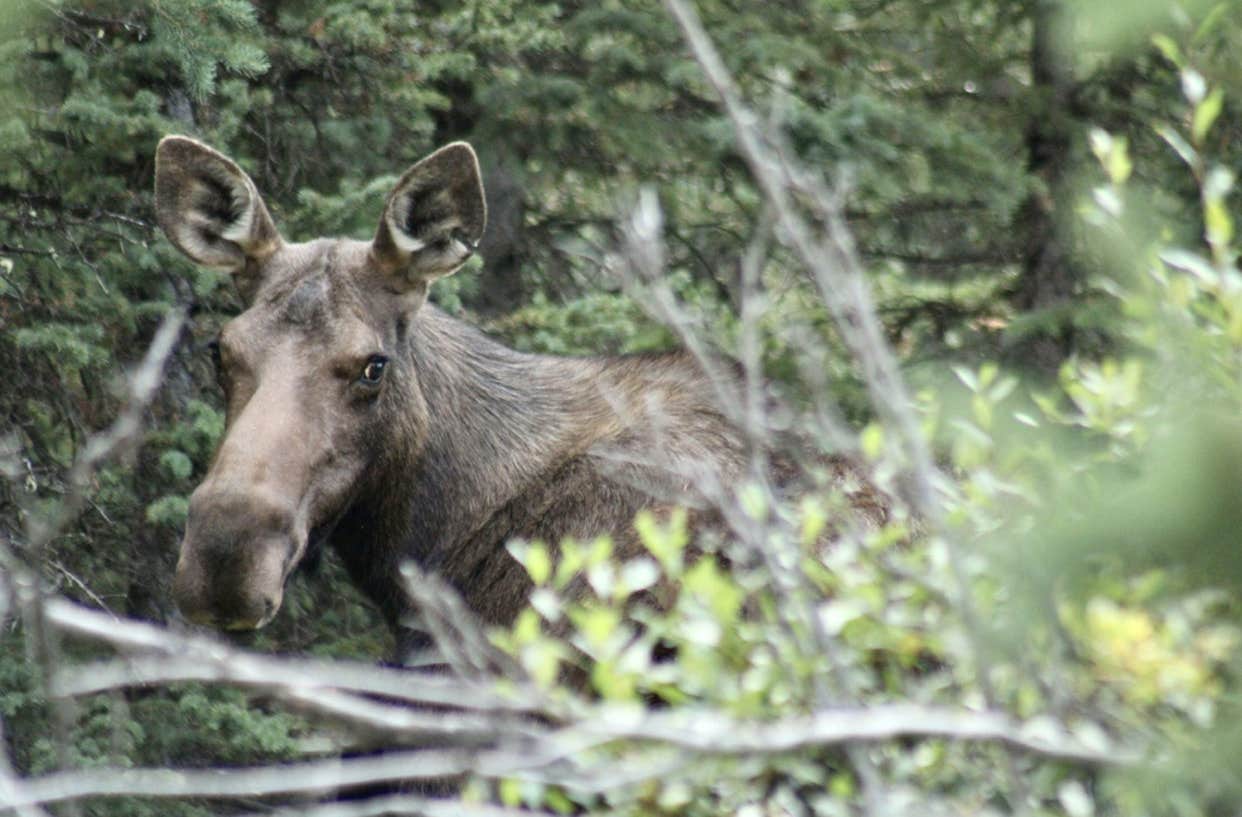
[154,136,282,282]
[371,142,487,289]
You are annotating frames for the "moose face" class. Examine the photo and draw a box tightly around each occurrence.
[156,136,486,630]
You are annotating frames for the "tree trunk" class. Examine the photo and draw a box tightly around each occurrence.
[1008,0,1079,374]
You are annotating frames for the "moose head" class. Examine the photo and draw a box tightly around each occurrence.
[156,137,486,630]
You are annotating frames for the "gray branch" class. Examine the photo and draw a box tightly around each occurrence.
[4,694,1132,810]
[44,597,542,717]
[7,749,479,809]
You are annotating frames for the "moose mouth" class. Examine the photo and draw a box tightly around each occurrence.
[175,508,347,632]
[229,517,346,631]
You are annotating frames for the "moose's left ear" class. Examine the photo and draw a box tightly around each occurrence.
[371,142,487,289]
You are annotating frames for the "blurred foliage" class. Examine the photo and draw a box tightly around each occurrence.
[484,57,1242,805]
[0,0,1241,814]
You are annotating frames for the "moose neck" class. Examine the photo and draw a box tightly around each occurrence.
[330,304,603,624]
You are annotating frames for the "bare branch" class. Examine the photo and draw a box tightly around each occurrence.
[661,0,942,520]
[232,794,562,817]
[398,563,530,687]
[20,307,188,554]
[655,4,1051,810]
[3,689,1134,810]
[7,748,480,809]
[43,597,542,717]
[616,187,749,433]
[556,703,1133,766]
[0,307,188,802]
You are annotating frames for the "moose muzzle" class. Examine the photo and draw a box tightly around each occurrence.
[174,488,302,630]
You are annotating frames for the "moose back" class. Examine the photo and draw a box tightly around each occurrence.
[156,136,747,651]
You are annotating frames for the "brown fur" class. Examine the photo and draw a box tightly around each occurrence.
[157,137,747,645]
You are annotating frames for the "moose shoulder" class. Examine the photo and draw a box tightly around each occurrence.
[157,136,749,650]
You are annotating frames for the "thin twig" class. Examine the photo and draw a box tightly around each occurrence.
[659,1,1035,809]
[0,308,187,816]
[232,794,562,817]
[398,563,529,686]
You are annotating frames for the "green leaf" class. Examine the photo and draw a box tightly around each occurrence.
[506,540,549,584]
[800,496,828,546]
[1156,124,1198,168]
[1151,33,1182,65]
[635,509,686,574]
[738,482,768,521]
[683,558,742,623]
[860,423,885,460]
[554,539,586,589]
[525,543,551,585]
[1194,2,1232,42]
[1160,248,1219,286]
[951,365,978,391]
[498,778,522,808]
[1107,138,1133,185]
[978,362,999,389]
[1205,202,1233,249]
[571,604,621,653]
[1192,88,1224,144]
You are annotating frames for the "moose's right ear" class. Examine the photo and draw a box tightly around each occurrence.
[154,136,282,278]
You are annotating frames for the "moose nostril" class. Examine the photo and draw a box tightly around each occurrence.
[263,597,276,617]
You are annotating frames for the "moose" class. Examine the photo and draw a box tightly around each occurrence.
[156,136,753,654]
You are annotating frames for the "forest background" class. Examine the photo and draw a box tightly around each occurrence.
[2,0,1242,815]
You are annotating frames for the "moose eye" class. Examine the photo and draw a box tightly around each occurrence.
[360,355,388,385]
